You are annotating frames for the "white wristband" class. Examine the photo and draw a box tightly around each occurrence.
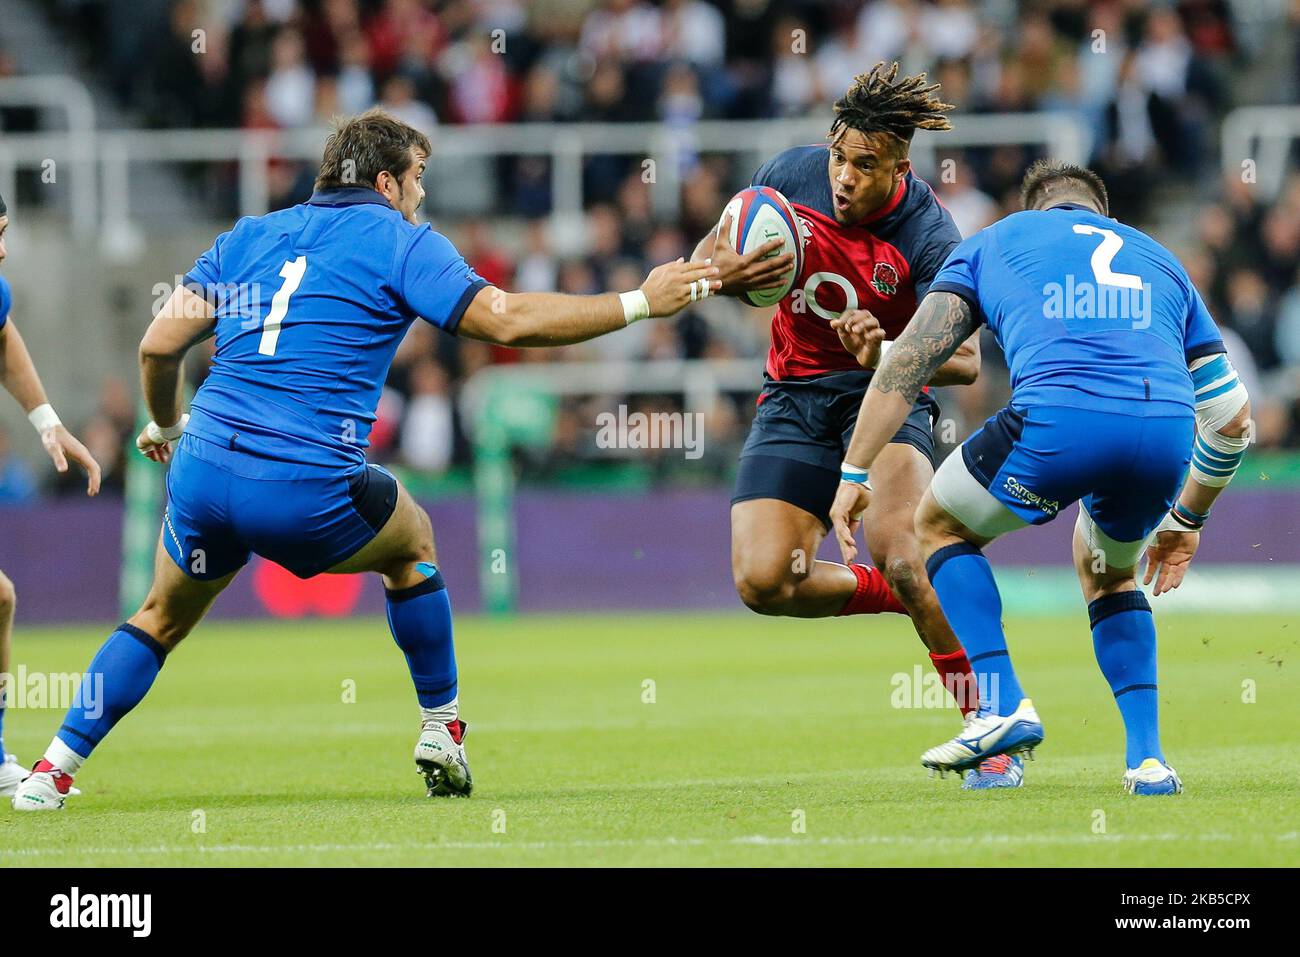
[146,413,190,444]
[28,403,61,434]
[620,290,651,325]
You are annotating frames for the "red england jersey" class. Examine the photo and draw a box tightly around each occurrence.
[751,145,962,380]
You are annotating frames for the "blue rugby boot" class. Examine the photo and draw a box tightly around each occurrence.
[962,753,1025,790]
[1123,758,1183,796]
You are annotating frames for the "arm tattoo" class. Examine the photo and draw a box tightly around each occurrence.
[871,292,976,399]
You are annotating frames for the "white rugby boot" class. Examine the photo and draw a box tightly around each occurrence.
[11,760,77,811]
[415,718,472,797]
[922,698,1044,774]
[0,753,28,798]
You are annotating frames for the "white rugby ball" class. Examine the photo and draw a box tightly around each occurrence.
[718,186,804,307]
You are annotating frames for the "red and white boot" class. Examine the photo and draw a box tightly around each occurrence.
[12,759,77,811]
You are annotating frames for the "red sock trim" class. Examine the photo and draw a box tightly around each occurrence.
[838,564,908,616]
[929,649,978,715]
[32,759,74,793]
[446,720,465,745]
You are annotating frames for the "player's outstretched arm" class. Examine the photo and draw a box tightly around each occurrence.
[457,259,720,347]
[136,284,215,464]
[690,213,794,297]
[1144,353,1252,596]
[0,319,101,495]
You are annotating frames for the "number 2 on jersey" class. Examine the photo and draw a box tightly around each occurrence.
[258,256,307,356]
[1072,225,1142,290]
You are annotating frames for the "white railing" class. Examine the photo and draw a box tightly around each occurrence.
[0,76,1092,242]
[460,356,761,427]
[0,76,98,238]
[1220,105,1300,199]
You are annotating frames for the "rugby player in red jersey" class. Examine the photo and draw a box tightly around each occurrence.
[694,64,1020,787]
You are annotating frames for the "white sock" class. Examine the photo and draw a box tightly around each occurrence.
[43,737,85,776]
[420,697,459,727]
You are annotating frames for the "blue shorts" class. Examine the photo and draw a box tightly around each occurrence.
[162,433,399,580]
[931,404,1194,563]
[732,370,939,526]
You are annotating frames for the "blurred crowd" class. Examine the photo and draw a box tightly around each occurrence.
[4,0,1297,492]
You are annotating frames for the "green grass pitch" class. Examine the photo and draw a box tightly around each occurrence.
[1,611,1295,867]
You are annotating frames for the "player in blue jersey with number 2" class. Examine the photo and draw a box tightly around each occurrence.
[829,161,1251,796]
[13,110,719,810]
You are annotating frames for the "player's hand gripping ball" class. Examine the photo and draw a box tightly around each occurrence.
[713,186,803,307]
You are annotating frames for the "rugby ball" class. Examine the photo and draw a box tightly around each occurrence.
[718,186,803,307]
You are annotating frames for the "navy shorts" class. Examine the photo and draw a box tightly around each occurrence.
[162,433,399,580]
[732,369,940,527]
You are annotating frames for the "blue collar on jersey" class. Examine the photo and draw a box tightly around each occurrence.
[306,187,394,209]
[1046,202,1096,213]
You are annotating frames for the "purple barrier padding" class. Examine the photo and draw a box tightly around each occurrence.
[513,489,737,611]
[1,488,1296,623]
[0,500,124,625]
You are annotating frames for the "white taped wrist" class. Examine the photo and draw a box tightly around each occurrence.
[620,290,650,324]
[840,462,871,488]
[147,414,190,444]
[28,403,61,434]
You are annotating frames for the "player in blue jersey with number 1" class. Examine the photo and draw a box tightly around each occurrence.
[13,110,719,810]
[829,161,1251,795]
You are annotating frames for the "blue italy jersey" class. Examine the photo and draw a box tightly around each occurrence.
[931,203,1224,415]
[182,188,488,471]
[0,274,12,330]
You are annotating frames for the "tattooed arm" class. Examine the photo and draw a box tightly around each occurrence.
[842,291,980,470]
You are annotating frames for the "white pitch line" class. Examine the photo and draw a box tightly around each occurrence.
[1,831,1280,859]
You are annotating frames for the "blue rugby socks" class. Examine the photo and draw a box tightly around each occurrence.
[49,623,168,773]
[926,542,1024,717]
[1090,591,1163,769]
[386,562,458,717]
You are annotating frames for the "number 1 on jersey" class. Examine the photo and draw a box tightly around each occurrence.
[258,256,307,356]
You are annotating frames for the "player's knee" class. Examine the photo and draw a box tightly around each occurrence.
[882,553,927,606]
[1079,570,1137,604]
[0,571,15,613]
[129,600,191,651]
[733,563,799,615]
[913,520,948,560]
[379,508,436,582]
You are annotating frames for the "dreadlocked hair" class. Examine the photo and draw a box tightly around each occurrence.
[829,61,954,154]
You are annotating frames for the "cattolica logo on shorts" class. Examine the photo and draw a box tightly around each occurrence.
[1002,476,1060,516]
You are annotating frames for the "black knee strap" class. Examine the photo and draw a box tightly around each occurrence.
[1088,590,1151,628]
[386,567,447,603]
[924,541,984,582]
[119,622,168,667]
